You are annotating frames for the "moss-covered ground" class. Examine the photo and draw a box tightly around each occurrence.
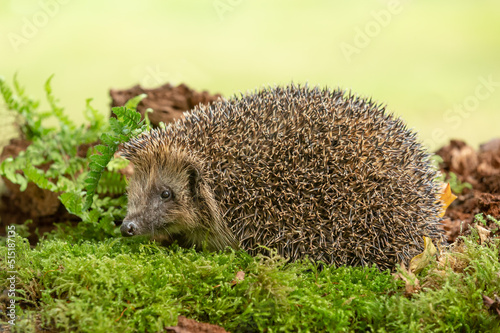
[1,227,499,332]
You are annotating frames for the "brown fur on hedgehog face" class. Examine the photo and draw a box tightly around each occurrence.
[120,145,238,251]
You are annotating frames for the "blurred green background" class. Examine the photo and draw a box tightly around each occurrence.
[1,0,499,151]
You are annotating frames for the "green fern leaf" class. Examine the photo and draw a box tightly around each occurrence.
[124,93,147,110]
[22,160,57,192]
[83,104,147,211]
[45,75,76,131]
[60,191,84,216]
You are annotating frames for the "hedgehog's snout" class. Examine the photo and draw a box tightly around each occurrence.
[121,220,138,237]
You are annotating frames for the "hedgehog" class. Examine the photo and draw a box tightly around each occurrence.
[120,84,443,270]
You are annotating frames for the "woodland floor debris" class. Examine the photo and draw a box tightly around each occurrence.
[436,138,500,242]
[110,83,221,127]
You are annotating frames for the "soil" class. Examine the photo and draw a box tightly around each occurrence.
[0,138,75,243]
[110,83,221,127]
[436,138,500,243]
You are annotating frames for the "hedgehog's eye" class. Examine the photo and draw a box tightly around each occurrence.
[160,188,173,200]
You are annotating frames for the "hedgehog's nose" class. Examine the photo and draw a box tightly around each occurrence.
[120,220,137,237]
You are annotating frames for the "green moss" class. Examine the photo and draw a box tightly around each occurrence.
[1,232,499,332]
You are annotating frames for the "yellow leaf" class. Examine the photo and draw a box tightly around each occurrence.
[439,183,457,218]
[409,236,437,274]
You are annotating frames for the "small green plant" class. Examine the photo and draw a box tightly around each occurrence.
[438,171,473,194]
[0,75,148,241]
[475,213,500,234]
[432,155,472,194]
[431,154,444,168]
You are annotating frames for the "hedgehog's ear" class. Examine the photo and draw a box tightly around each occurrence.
[187,165,202,200]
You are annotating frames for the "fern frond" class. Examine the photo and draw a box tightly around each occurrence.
[0,74,45,139]
[44,75,76,131]
[124,93,147,110]
[0,156,29,191]
[83,98,147,211]
[59,191,84,216]
[97,171,128,195]
[22,159,58,192]
[85,98,106,130]
[0,75,132,241]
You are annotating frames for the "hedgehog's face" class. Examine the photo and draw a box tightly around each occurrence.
[120,135,237,251]
[120,163,201,240]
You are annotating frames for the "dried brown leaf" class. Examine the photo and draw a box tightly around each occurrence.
[482,294,500,317]
[165,316,229,333]
[476,224,491,244]
[393,262,420,295]
[230,271,245,287]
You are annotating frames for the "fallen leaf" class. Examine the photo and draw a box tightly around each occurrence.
[342,296,356,306]
[165,315,229,333]
[409,236,437,274]
[439,183,457,218]
[393,262,420,295]
[476,225,491,244]
[230,271,245,287]
[482,294,500,317]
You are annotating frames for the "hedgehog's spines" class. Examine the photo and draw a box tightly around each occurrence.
[122,84,444,270]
